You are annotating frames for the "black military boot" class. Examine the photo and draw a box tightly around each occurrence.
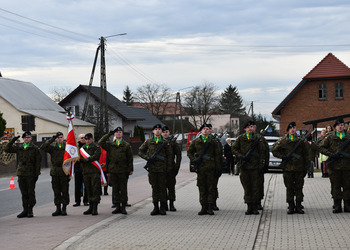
[344,200,350,213]
[245,203,253,215]
[120,203,127,215]
[92,202,98,215]
[27,205,34,218]
[198,204,208,215]
[252,203,259,215]
[169,200,177,212]
[207,204,214,215]
[52,204,62,216]
[61,205,67,216]
[112,203,122,214]
[159,202,167,215]
[151,202,160,216]
[83,202,93,215]
[213,201,219,211]
[164,201,169,211]
[333,199,342,213]
[287,201,295,214]
[17,205,28,218]
[295,201,304,214]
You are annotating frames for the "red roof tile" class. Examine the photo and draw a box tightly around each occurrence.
[303,53,350,79]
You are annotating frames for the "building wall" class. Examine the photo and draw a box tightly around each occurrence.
[279,78,350,135]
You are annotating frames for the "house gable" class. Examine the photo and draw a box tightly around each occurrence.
[272,53,350,135]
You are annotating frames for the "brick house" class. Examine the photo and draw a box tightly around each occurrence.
[272,53,350,135]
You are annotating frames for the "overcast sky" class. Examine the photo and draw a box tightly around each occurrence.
[1,0,350,118]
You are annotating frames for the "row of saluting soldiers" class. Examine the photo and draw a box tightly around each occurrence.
[5,117,350,218]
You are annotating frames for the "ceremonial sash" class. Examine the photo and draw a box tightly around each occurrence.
[80,148,107,186]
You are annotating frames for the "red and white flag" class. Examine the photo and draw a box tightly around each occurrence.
[80,148,107,186]
[62,114,80,178]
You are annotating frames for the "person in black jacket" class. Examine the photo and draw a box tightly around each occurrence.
[224,138,234,175]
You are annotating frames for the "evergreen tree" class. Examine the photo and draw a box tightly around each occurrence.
[139,126,145,142]
[0,112,6,139]
[123,86,134,106]
[219,84,245,115]
[133,125,139,138]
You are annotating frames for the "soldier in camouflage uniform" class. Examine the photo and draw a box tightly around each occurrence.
[80,133,102,216]
[253,124,269,210]
[161,126,182,212]
[232,121,265,215]
[98,127,133,215]
[272,122,308,214]
[319,118,350,213]
[40,132,70,216]
[138,124,172,216]
[187,123,221,215]
[5,131,41,218]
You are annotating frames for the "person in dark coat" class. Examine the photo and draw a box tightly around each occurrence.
[224,138,234,175]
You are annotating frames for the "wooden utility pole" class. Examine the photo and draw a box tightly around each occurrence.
[81,33,126,138]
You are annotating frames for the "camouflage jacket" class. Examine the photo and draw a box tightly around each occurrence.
[81,142,101,175]
[138,136,172,172]
[40,137,66,176]
[231,132,266,170]
[98,133,133,174]
[187,136,221,171]
[318,131,350,170]
[272,134,308,172]
[5,140,41,176]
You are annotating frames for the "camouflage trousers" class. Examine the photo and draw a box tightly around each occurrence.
[166,171,177,201]
[51,175,70,205]
[197,167,216,205]
[148,172,167,203]
[240,169,260,203]
[83,173,101,203]
[283,171,305,203]
[328,169,350,200]
[18,176,37,207]
[110,173,129,203]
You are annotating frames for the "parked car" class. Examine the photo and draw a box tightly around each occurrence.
[268,142,282,170]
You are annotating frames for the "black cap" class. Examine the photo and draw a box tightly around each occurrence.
[162,126,170,132]
[207,124,213,128]
[199,123,210,131]
[84,133,93,139]
[22,131,31,138]
[56,132,63,137]
[243,120,255,129]
[334,118,345,128]
[114,127,123,132]
[286,121,296,131]
[152,124,162,130]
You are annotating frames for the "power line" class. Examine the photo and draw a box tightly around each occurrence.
[0,7,94,40]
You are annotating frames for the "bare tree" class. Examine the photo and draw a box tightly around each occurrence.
[50,86,73,103]
[134,83,172,118]
[183,81,219,129]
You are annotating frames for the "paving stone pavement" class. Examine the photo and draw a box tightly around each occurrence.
[55,172,350,250]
